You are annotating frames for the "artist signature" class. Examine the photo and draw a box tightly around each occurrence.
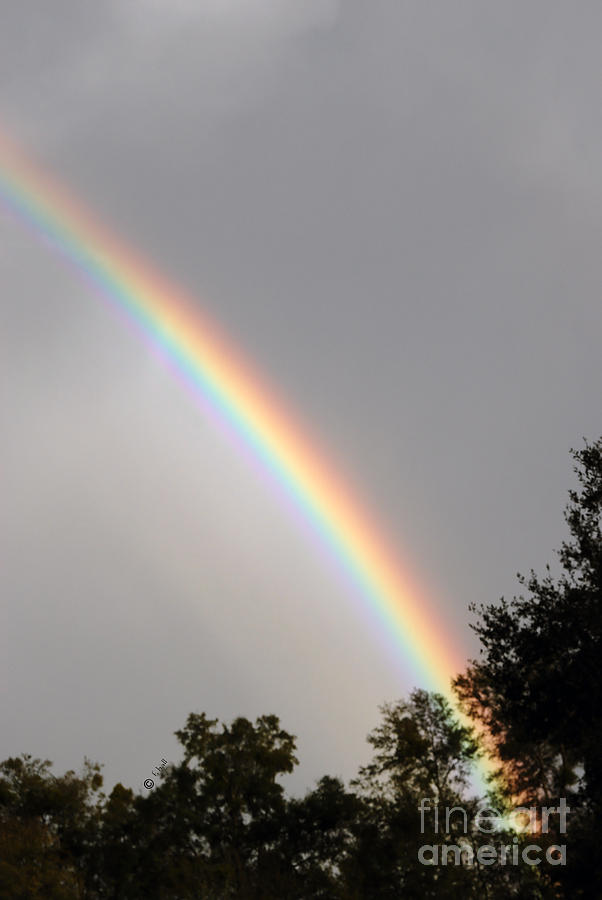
[143,758,168,789]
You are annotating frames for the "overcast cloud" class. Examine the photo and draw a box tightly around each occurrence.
[2,1,602,794]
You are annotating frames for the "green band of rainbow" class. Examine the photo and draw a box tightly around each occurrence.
[0,131,494,794]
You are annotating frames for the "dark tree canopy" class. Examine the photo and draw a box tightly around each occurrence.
[454,437,602,896]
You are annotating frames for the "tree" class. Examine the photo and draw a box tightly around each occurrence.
[99,713,300,898]
[454,437,602,897]
[345,689,486,899]
[0,754,104,898]
[354,690,478,802]
[173,712,298,894]
[284,775,362,898]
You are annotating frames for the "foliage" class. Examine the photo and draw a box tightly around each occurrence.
[0,754,103,898]
[454,437,602,896]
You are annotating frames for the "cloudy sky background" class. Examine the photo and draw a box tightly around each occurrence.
[2,1,602,794]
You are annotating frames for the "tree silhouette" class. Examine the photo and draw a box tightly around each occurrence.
[455,437,602,897]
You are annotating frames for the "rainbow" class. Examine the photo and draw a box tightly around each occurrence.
[0,130,494,792]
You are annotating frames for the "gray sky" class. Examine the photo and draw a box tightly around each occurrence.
[2,1,601,795]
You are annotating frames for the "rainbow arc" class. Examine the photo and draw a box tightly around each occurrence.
[0,130,495,794]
